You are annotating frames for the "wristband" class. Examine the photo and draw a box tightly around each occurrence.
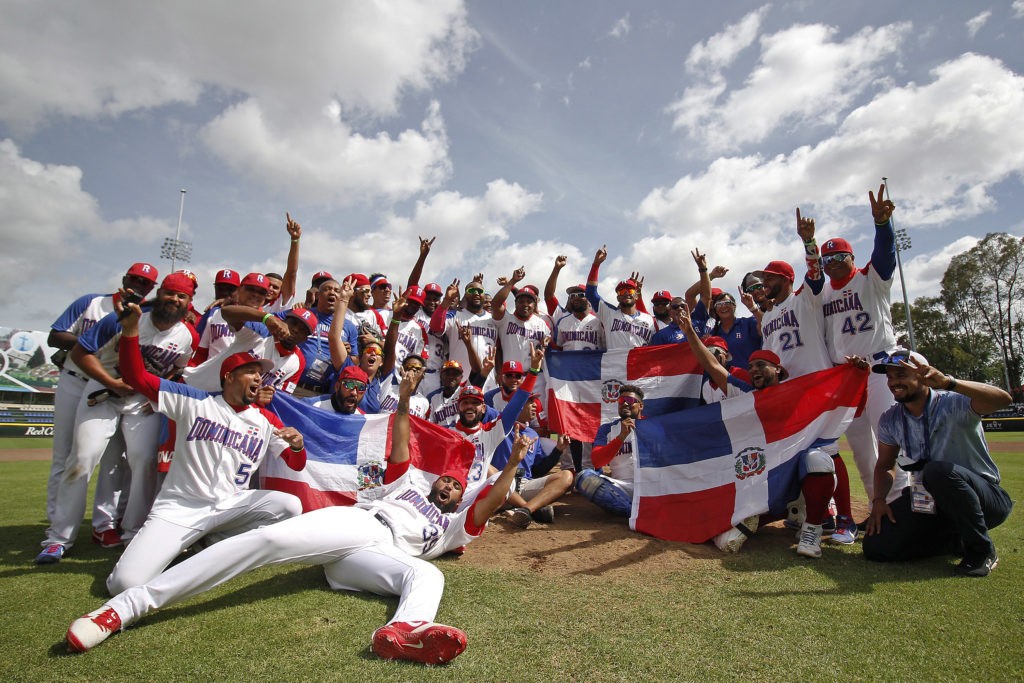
[262,313,273,324]
[945,375,957,392]
[529,367,541,375]
[389,318,401,328]
[289,444,304,452]
[291,238,300,244]
[698,268,708,273]
[587,262,601,283]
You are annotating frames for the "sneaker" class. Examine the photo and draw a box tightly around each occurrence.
[531,505,554,524]
[821,516,836,534]
[713,515,759,553]
[955,552,998,577]
[507,507,532,529]
[796,523,823,559]
[445,545,466,557]
[36,543,65,564]
[830,515,858,545]
[371,621,467,665]
[91,528,123,548]
[66,606,122,653]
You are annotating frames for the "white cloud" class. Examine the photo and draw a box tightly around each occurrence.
[669,19,911,153]
[609,13,631,39]
[897,235,981,301]
[966,10,992,38]
[0,2,476,206]
[0,140,173,326]
[1013,0,1024,18]
[685,5,770,74]
[202,100,451,205]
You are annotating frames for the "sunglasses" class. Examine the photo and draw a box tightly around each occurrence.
[821,252,851,266]
[363,348,381,358]
[618,395,641,407]
[714,300,735,308]
[885,353,910,365]
[744,283,764,293]
[568,291,587,299]
[616,287,637,296]
[670,303,685,310]
[340,380,367,391]
[466,287,484,295]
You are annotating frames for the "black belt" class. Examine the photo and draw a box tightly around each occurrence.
[297,380,324,393]
[64,369,87,381]
[374,512,393,532]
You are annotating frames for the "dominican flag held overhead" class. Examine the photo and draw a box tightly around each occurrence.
[630,364,867,543]
[545,345,704,442]
[262,392,475,511]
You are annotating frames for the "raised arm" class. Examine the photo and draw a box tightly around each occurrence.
[679,304,730,388]
[114,299,160,402]
[796,207,823,289]
[406,236,435,288]
[387,367,423,467]
[381,288,409,376]
[490,266,525,322]
[585,245,607,311]
[329,278,355,370]
[544,255,567,316]
[221,304,291,340]
[472,430,535,527]
[430,279,459,335]
[868,183,897,279]
[278,213,302,305]
[685,249,713,309]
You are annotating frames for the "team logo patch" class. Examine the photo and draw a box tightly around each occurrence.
[601,379,624,404]
[734,446,767,480]
[357,461,385,489]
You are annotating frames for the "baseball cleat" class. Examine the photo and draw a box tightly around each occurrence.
[91,528,124,548]
[66,606,122,653]
[35,543,66,564]
[531,505,554,524]
[955,552,998,577]
[371,621,467,665]
[796,523,823,559]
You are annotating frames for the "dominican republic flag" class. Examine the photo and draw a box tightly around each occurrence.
[262,392,475,511]
[630,364,867,543]
[546,345,704,441]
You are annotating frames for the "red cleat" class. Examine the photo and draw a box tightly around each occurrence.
[371,620,467,665]
[66,607,122,653]
[91,528,123,548]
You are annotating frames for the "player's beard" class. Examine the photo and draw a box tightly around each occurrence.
[427,487,459,513]
[151,299,187,327]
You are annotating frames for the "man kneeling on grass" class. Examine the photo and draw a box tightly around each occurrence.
[66,368,535,666]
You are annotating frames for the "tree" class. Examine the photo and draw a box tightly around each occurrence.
[892,297,998,382]
[940,233,1024,391]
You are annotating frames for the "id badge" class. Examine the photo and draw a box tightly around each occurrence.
[307,357,328,384]
[910,471,936,514]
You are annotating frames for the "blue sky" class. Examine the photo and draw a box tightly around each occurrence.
[2,1,1022,330]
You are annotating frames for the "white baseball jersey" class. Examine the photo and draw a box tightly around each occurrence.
[427,387,462,428]
[586,288,655,349]
[450,386,533,495]
[495,313,551,365]
[550,306,605,351]
[760,284,832,379]
[595,419,638,484]
[194,307,236,365]
[152,380,298,527]
[437,309,497,373]
[348,308,387,339]
[376,370,430,419]
[391,319,429,367]
[51,292,115,375]
[264,292,296,314]
[182,323,304,394]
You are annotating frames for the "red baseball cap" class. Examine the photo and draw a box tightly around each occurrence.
[241,273,269,292]
[501,360,525,375]
[220,352,273,379]
[702,336,729,352]
[615,279,639,292]
[565,283,586,294]
[215,269,241,286]
[311,271,334,287]
[821,238,854,256]
[424,283,443,295]
[516,285,540,301]
[126,262,158,283]
[347,273,370,288]
[652,290,673,302]
[405,286,426,305]
[710,287,724,297]
[161,272,196,297]
[441,360,463,373]
[337,365,370,384]
[749,349,788,379]
[457,385,485,404]
[286,308,319,334]
[438,468,468,490]
[754,261,795,283]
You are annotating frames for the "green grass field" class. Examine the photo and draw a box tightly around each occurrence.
[2,436,1022,682]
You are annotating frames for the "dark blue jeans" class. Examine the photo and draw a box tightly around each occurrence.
[863,460,1013,562]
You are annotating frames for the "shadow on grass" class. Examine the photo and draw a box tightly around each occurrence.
[1,523,122,596]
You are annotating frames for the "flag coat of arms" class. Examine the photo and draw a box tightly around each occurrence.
[263,392,475,511]
[630,364,867,543]
[546,345,704,442]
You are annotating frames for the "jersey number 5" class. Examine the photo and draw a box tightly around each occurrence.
[235,462,253,486]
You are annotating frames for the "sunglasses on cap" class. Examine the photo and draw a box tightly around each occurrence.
[744,283,764,293]
[618,395,641,407]
[466,287,484,295]
[821,252,852,266]
[339,380,367,391]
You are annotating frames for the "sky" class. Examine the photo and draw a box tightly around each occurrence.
[1,1,1023,331]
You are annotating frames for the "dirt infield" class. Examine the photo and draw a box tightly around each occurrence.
[0,448,52,462]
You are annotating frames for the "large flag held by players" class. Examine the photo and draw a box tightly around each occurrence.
[263,392,475,511]
[630,365,867,543]
[546,345,703,442]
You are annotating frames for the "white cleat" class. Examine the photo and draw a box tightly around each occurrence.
[66,606,122,653]
[796,523,823,559]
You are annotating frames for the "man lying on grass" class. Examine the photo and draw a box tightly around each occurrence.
[66,367,535,666]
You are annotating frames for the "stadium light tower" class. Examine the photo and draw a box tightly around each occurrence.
[884,178,916,351]
[160,189,192,271]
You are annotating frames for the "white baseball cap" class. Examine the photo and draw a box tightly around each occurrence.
[871,348,929,374]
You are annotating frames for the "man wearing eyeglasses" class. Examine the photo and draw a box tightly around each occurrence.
[307,365,371,415]
[864,350,1012,576]
[649,297,692,346]
[544,255,605,352]
[819,184,902,508]
[429,276,497,378]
